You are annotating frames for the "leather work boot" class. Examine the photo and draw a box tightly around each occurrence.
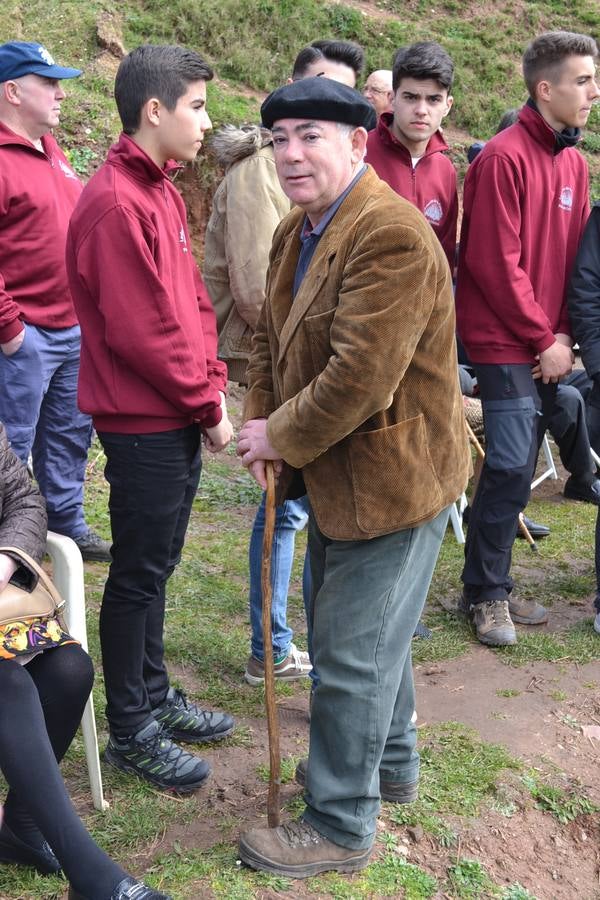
[295,758,418,803]
[508,595,548,625]
[471,600,517,646]
[239,819,371,878]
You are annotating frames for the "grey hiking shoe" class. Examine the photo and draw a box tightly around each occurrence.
[294,758,418,803]
[594,612,600,635]
[239,819,371,878]
[471,599,517,646]
[152,687,234,743]
[104,719,210,793]
[508,594,548,625]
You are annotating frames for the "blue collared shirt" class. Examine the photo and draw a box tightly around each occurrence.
[293,165,367,298]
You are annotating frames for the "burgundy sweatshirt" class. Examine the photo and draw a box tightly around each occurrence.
[365,113,458,269]
[456,104,590,364]
[66,134,227,433]
[0,123,82,343]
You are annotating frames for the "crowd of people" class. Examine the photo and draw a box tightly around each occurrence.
[0,24,598,898]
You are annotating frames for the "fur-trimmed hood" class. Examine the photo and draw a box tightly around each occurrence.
[210,124,273,170]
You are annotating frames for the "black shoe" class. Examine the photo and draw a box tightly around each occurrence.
[104,719,210,793]
[152,687,234,743]
[69,875,172,899]
[0,821,61,875]
[564,474,600,506]
[74,530,112,562]
[515,515,550,539]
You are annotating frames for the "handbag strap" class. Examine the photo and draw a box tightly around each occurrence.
[0,545,65,611]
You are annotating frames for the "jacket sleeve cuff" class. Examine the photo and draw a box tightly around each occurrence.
[197,403,223,429]
[0,319,25,344]
[532,332,556,355]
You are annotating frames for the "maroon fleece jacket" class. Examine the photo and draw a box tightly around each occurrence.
[0,123,82,343]
[365,113,458,269]
[66,134,227,433]
[456,104,590,364]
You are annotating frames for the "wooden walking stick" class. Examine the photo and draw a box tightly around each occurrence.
[261,460,281,827]
[464,420,537,552]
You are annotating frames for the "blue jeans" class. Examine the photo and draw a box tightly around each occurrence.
[98,426,202,737]
[249,494,311,661]
[302,506,450,850]
[0,323,92,538]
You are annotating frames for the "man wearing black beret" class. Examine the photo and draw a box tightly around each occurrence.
[237,76,469,878]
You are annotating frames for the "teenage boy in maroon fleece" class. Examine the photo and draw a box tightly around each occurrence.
[365,41,457,269]
[67,45,235,791]
[456,31,599,647]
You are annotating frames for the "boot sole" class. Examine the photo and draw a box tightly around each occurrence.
[244,671,311,686]
[238,837,371,879]
[103,747,210,793]
[475,630,517,646]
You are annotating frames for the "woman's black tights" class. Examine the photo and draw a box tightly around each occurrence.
[0,645,125,898]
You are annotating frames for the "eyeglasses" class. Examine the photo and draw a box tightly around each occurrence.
[363,86,390,95]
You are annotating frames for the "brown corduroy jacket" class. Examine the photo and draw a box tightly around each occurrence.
[244,166,470,541]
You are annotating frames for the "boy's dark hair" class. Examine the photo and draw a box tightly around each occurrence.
[292,39,364,81]
[115,44,214,135]
[392,41,454,93]
[522,31,598,98]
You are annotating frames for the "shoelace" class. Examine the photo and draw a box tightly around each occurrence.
[137,723,190,767]
[121,883,154,900]
[281,820,323,848]
[485,600,511,624]
[171,689,216,728]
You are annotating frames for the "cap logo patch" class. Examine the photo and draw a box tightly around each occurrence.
[37,46,55,66]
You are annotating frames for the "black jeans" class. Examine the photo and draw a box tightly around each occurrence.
[549,382,595,477]
[462,364,556,604]
[0,646,125,898]
[98,425,202,738]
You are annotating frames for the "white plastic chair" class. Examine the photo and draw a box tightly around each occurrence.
[45,531,109,811]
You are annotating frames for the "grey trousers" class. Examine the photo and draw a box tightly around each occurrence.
[302,505,450,850]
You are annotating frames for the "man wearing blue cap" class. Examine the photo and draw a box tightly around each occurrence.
[237,76,469,878]
[0,41,110,562]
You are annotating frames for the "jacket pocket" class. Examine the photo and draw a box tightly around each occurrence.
[303,307,336,374]
[348,415,443,533]
[482,397,537,470]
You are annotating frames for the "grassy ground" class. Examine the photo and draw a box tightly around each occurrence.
[1,391,598,899]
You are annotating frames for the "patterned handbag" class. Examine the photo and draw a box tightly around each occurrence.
[0,545,75,660]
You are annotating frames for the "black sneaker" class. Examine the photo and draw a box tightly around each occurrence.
[0,821,61,875]
[104,719,210,793]
[152,687,234,743]
[69,875,172,899]
[74,530,112,562]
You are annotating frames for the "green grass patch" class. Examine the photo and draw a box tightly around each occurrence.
[523,773,598,824]
[388,723,520,843]
[447,857,498,899]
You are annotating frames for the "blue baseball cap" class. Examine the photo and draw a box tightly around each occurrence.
[0,42,81,82]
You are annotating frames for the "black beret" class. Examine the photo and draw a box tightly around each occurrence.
[261,76,376,131]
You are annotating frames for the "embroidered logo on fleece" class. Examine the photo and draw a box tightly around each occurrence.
[423,199,443,224]
[558,186,573,212]
[58,159,78,180]
[37,46,56,67]
[179,226,188,253]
